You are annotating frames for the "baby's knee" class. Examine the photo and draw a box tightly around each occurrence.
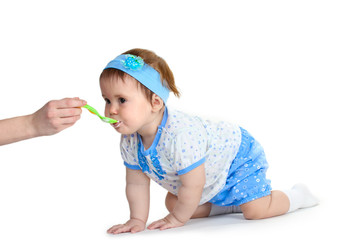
[241,195,272,220]
[242,207,266,220]
[165,192,177,212]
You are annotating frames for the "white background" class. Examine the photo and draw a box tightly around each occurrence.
[1,0,343,239]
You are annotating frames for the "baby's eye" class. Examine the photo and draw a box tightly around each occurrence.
[104,98,111,104]
[119,98,126,104]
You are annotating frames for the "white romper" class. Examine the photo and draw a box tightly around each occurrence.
[120,108,242,205]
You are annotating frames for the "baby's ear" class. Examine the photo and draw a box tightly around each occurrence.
[151,94,164,112]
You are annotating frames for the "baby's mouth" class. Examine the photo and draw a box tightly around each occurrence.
[112,121,122,129]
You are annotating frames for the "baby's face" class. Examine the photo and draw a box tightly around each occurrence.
[100,74,154,135]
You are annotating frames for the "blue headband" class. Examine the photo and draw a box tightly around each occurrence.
[104,54,170,103]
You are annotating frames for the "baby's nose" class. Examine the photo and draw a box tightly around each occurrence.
[109,105,119,115]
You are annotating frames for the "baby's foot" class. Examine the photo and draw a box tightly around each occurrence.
[284,183,319,212]
[292,183,319,209]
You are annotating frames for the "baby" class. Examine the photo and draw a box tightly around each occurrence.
[99,49,318,234]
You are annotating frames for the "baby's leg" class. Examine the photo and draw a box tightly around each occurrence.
[240,184,319,220]
[165,192,212,218]
[240,190,289,220]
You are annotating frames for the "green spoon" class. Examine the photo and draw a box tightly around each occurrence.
[82,104,118,124]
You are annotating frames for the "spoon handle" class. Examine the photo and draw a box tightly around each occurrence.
[82,104,100,116]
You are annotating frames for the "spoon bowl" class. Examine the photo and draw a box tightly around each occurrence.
[82,104,118,124]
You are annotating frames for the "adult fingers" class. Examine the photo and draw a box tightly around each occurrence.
[56,108,82,118]
[60,116,81,125]
[54,97,87,109]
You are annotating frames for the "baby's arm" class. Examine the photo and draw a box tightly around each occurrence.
[148,163,205,230]
[107,168,150,235]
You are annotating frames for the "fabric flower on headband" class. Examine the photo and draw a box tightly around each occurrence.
[121,54,144,71]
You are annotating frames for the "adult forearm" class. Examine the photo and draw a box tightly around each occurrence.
[0,98,86,146]
[0,114,37,146]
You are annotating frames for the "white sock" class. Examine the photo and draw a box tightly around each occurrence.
[282,183,319,213]
[209,204,242,216]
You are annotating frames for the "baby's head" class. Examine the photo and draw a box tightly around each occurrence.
[99,48,180,134]
[100,48,180,102]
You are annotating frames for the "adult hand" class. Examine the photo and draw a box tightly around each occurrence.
[0,97,87,146]
[31,97,87,137]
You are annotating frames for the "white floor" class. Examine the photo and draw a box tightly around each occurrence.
[102,203,338,240]
[0,174,340,240]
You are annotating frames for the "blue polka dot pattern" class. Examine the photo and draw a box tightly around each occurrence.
[120,108,271,205]
[209,128,272,206]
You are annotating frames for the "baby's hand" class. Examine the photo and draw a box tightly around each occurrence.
[148,213,185,231]
[107,218,146,235]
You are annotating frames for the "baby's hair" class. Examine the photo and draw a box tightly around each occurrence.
[100,48,180,102]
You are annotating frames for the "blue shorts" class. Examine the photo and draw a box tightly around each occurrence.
[209,127,272,206]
